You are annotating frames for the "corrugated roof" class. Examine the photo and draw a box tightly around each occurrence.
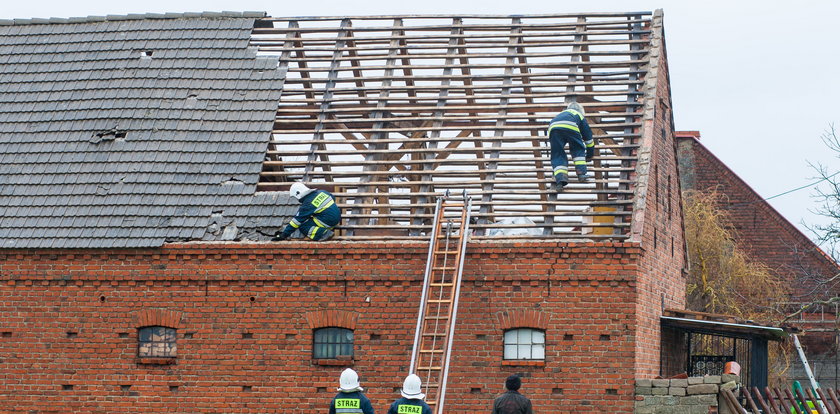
[0,13,295,248]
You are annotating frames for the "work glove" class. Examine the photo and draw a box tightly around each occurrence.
[271,232,289,241]
[585,147,595,162]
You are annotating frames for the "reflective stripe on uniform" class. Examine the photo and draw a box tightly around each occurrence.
[314,198,335,213]
[289,218,301,228]
[308,226,319,239]
[553,166,568,176]
[312,216,332,229]
[573,157,586,166]
[335,410,363,414]
[585,139,595,148]
[547,120,580,133]
[564,108,584,120]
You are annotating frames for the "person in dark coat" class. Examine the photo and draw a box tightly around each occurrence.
[387,374,432,414]
[274,181,341,241]
[546,101,595,191]
[329,368,375,414]
[491,375,534,414]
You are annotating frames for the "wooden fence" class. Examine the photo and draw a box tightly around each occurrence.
[722,386,840,414]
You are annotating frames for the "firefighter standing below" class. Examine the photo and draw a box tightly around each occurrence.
[386,374,432,414]
[274,182,341,241]
[491,375,534,414]
[546,101,594,191]
[329,368,375,414]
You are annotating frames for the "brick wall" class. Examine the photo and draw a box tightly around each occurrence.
[631,10,688,378]
[1,241,644,413]
[676,133,839,299]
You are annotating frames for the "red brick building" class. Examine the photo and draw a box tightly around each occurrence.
[676,131,840,386]
[0,11,686,413]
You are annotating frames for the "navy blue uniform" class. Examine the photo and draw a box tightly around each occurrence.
[547,108,594,183]
[329,391,375,414]
[386,397,432,414]
[282,189,341,240]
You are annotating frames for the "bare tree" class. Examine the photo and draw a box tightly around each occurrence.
[807,124,840,261]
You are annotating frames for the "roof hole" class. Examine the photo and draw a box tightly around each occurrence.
[141,50,153,59]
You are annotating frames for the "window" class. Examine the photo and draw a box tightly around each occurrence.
[138,326,177,358]
[313,327,354,359]
[504,328,545,360]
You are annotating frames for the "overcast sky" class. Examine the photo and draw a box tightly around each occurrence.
[6,0,839,246]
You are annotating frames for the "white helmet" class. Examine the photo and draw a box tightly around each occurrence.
[338,368,363,392]
[401,374,425,400]
[566,101,585,116]
[289,182,314,200]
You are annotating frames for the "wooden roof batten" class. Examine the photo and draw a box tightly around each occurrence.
[251,13,654,241]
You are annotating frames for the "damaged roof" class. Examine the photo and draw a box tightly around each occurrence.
[0,12,295,248]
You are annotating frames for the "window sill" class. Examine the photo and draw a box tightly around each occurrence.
[136,357,177,365]
[313,357,354,366]
[502,360,545,367]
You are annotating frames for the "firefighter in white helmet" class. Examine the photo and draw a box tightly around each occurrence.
[274,182,341,241]
[546,101,595,191]
[387,374,432,414]
[329,368,375,414]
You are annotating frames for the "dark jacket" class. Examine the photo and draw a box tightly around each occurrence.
[329,390,375,414]
[547,109,593,143]
[282,189,341,237]
[491,390,534,414]
[387,397,433,414]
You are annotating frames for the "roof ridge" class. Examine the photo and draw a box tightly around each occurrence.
[0,11,266,26]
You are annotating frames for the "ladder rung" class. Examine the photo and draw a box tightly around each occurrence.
[429,282,453,287]
[432,266,456,270]
[427,299,452,303]
[420,349,444,353]
[416,366,443,370]
[422,333,446,336]
[434,250,458,254]
[424,316,449,320]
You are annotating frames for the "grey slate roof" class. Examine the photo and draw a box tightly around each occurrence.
[0,13,297,248]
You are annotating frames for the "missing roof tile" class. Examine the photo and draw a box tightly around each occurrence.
[89,129,127,144]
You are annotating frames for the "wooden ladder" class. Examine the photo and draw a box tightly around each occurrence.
[409,190,472,414]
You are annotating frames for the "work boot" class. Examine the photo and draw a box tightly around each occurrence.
[318,229,335,241]
[575,166,590,183]
[554,173,568,192]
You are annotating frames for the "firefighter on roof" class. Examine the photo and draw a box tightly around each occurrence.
[547,101,595,191]
[274,182,341,241]
[329,368,375,414]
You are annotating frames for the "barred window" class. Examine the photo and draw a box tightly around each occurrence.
[138,326,177,358]
[313,327,354,359]
[504,328,545,360]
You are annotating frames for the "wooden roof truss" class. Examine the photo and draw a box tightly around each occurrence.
[251,13,652,240]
